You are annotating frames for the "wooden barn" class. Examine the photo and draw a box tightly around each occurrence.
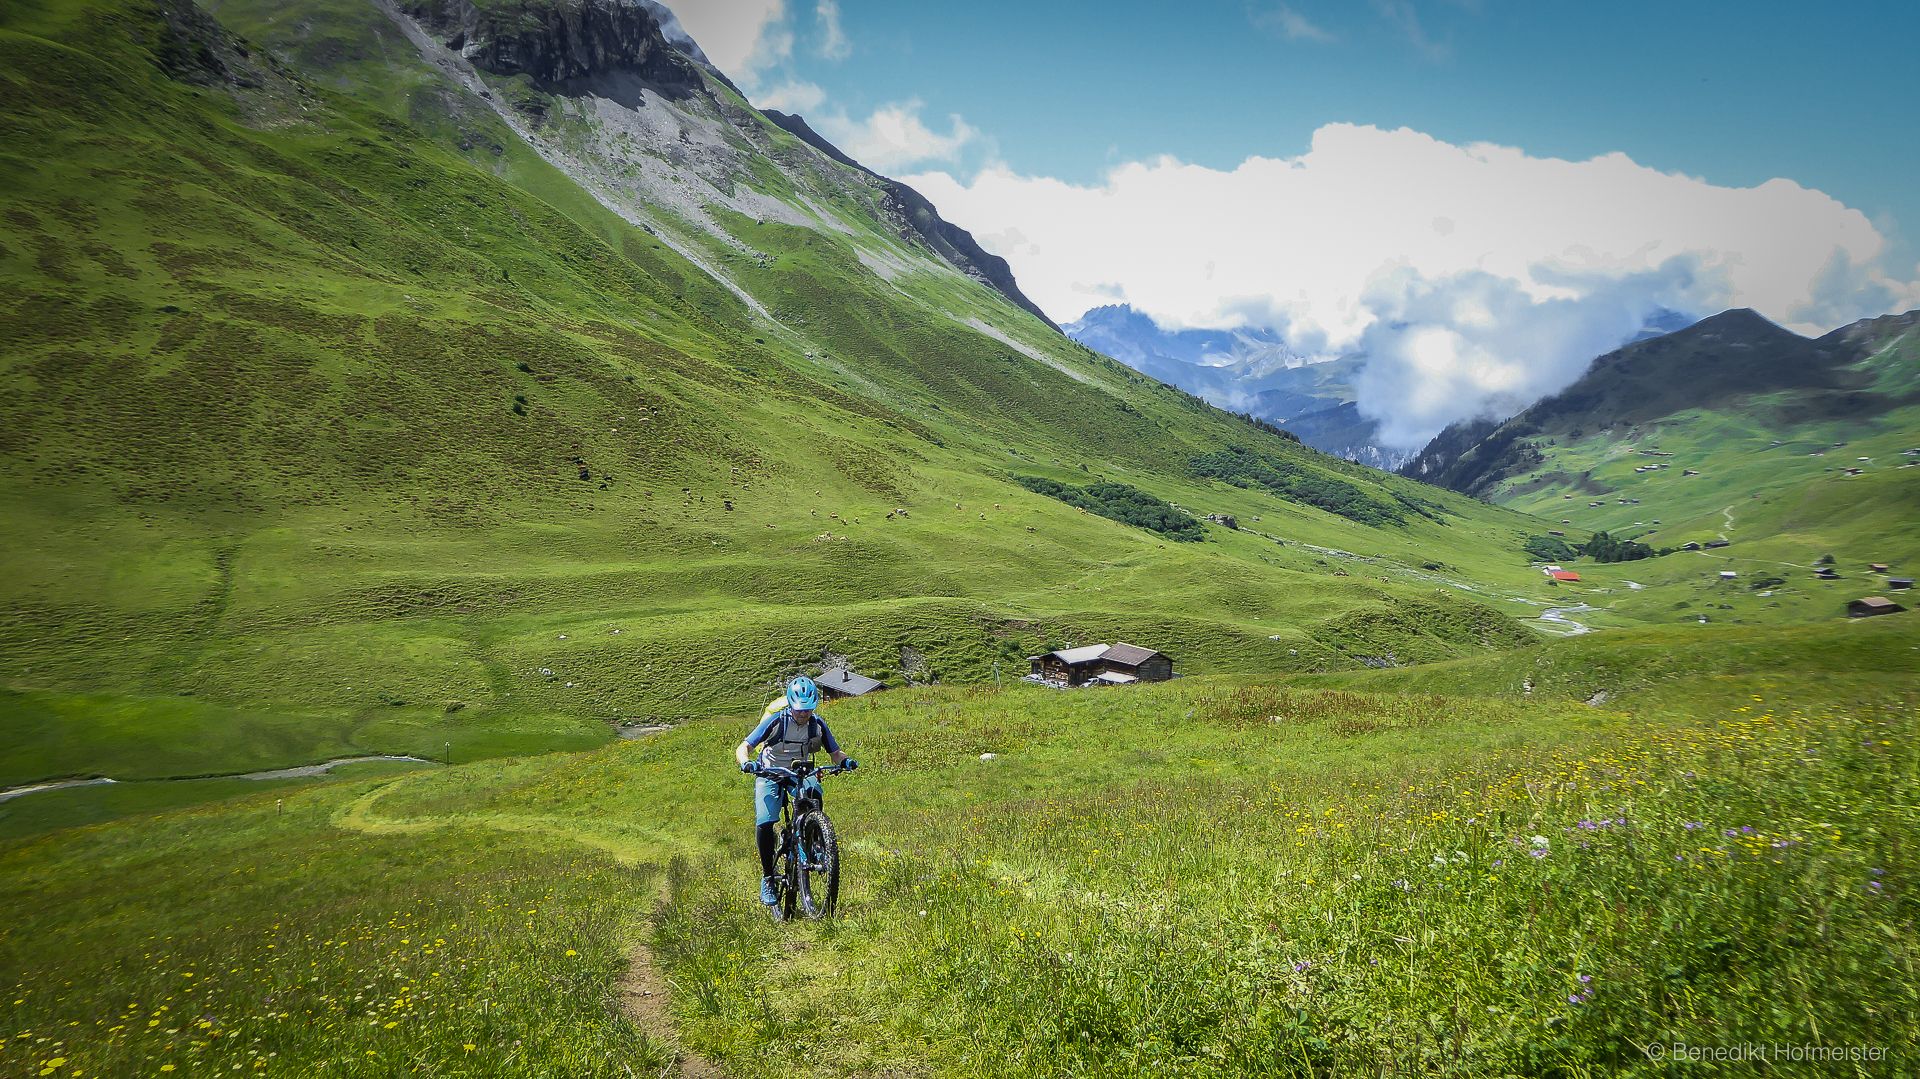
[1028,644,1113,687]
[1097,642,1174,683]
[1847,597,1906,618]
[1028,642,1175,687]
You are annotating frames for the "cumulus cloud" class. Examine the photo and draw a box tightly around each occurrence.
[814,0,850,59]
[754,79,826,112]
[1255,3,1335,43]
[817,100,979,172]
[666,0,788,81]
[1353,261,1719,447]
[904,123,1920,446]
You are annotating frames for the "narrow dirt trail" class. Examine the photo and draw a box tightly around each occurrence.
[336,777,725,1076]
[617,898,725,1079]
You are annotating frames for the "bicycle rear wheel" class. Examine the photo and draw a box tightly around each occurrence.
[795,811,840,918]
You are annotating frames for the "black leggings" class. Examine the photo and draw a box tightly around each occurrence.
[756,821,778,877]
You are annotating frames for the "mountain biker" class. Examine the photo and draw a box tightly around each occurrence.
[736,675,857,908]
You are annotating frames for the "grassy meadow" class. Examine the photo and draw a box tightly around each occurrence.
[4,0,1919,1075]
[5,617,1916,1076]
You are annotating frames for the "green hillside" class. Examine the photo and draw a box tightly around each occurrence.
[0,0,1578,817]
[4,3,1920,1073]
[1399,308,1920,628]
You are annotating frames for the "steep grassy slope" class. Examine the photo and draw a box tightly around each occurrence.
[0,0,1571,811]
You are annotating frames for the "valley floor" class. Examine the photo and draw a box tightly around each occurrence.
[3,617,1916,1076]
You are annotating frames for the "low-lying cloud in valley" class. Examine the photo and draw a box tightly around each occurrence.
[905,123,1920,448]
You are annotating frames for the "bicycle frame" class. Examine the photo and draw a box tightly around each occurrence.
[758,760,848,919]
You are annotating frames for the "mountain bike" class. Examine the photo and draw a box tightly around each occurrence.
[755,760,851,920]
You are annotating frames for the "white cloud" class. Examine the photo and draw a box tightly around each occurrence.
[817,100,978,172]
[1353,262,1717,447]
[666,0,787,81]
[815,0,850,59]
[905,123,1920,447]
[753,79,826,112]
[1255,4,1335,44]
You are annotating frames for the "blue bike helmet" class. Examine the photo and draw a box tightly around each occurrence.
[786,675,820,711]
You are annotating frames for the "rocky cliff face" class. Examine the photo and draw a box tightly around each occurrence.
[391,0,1055,331]
[400,0,700,100]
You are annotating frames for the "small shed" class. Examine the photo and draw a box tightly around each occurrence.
[1869,563,1891,573]
[1888,578,1914,591]
[1705,539,1731,549]
[1100,642,1173,683]
[1029,644,1113,686]
[1815,568,1841,580]
[816,668,884,699]
[1848,597,1906,618]
[1719,571,1738,580]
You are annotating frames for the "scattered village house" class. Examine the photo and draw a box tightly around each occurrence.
[816,667,884,699]
[1028,642,1173,687]
[1847,597,1906,618]
[1889,578,1914,591]
[1548,569,1581,582]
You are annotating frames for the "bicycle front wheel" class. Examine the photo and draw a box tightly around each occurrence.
[795,811,840,918]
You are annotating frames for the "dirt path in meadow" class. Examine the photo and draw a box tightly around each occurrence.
[336,778,723,1075]
[617,920,724,1079]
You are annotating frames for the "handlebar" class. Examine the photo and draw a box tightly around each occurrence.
[752,762,852,785]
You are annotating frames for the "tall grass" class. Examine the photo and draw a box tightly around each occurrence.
[658,693,1918,1075]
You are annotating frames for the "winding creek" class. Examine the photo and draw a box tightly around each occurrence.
[0,755,430,804]
[1537,604,1599,635]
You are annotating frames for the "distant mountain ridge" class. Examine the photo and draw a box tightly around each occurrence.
[1061,304,1411,464]
[1398,307,1915,497]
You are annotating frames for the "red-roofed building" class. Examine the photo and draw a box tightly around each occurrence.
[1549,570,1581,582]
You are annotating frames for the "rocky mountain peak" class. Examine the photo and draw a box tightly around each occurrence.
[400,0,701,100]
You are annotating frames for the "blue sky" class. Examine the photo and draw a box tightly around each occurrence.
[729,0,1918,263]
[670,0,1919,445]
